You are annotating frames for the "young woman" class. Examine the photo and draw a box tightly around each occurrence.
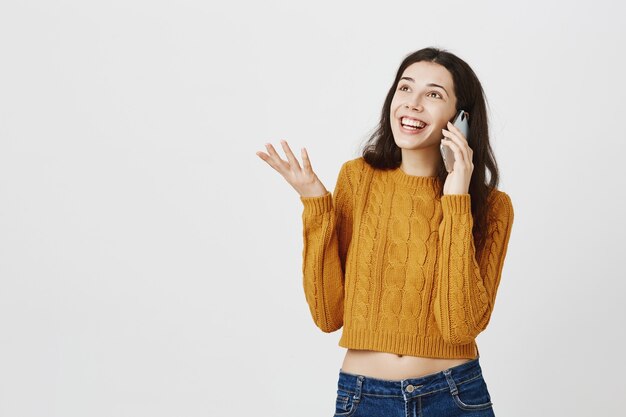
[256,47,514,416]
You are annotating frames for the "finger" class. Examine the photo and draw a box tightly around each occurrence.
[446,121,468,144]
[301,147,312,173]
[441,128,458,145]
[257,149,282,173]
[265,143,287,166]
[256,150,277,163]
[442,129,469,166]
[280,140,302,171]
[263,143,288,173]
[441,136,465,165]
[446,122,471,162]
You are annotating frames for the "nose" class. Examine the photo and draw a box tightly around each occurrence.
[404,102,423,112]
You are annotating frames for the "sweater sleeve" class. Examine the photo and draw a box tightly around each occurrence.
[299,161,354,333]
[433,191,514,345]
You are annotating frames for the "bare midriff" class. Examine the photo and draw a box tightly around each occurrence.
[341,348,475,380]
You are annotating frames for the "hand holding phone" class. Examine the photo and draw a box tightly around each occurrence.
[440,110,470,173]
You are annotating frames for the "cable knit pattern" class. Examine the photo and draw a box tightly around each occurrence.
[300,156,514,359]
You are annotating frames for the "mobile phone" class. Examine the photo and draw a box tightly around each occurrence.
[440,110,470,173]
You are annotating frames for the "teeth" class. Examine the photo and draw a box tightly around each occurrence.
[401,117,426,128]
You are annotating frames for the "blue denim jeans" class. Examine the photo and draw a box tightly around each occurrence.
[333,356,495,416]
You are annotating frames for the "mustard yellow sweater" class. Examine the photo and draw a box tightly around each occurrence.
[299,156,514,359]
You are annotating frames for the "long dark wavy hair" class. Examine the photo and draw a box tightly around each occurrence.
[360,47,501,259]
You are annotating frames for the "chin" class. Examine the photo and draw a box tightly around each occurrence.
[392,130,435,149]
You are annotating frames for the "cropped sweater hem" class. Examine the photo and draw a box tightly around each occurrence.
[338,327,479,360]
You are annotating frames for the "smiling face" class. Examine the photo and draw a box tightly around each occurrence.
[390,61,458,151]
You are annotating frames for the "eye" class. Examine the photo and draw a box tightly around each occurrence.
[398,85,409,91]
[428,91,443,99]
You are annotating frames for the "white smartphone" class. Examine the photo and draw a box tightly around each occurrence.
[440,110,470,173]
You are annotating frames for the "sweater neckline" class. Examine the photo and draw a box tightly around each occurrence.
[390,165,441,188]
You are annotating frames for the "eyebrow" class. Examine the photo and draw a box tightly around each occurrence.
[399,77,449,96]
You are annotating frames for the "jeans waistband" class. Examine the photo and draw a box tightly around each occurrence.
[337,356,483,399]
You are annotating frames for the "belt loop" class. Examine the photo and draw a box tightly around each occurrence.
[443,369,459,395]
[353,375,365,400]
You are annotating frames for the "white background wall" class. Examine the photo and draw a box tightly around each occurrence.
[1,1,625,416]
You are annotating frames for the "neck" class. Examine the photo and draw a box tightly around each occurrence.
[399,146,443,177]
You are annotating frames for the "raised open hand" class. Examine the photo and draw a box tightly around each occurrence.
[256,140,328,198]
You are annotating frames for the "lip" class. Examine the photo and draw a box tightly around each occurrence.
[398,116,428,135]
[400,115,428,125]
